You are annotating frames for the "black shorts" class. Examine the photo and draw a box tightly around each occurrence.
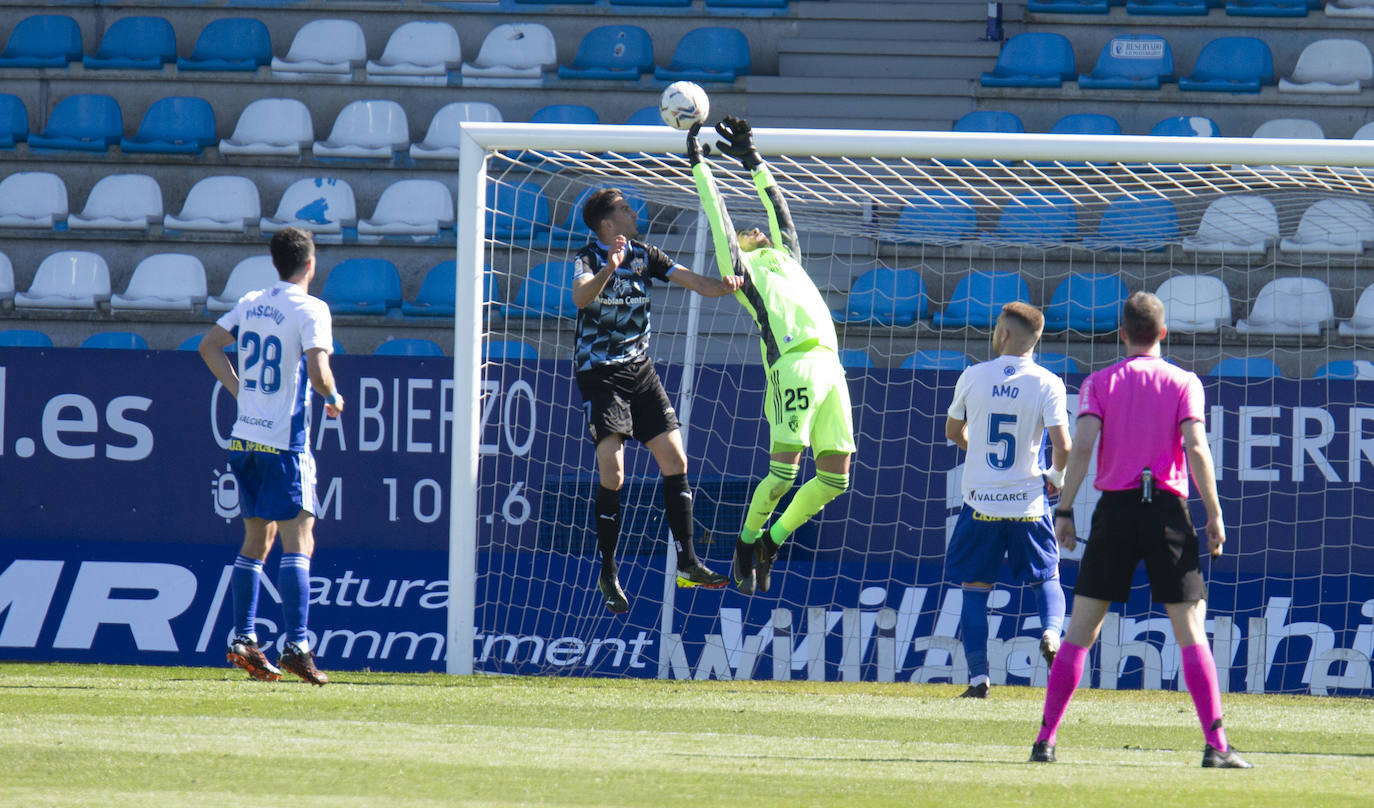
[575,355,680,446]
[1075,490,1207,604]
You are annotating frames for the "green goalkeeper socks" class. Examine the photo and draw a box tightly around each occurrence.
[773,470,849,541]
[741,461,799,540]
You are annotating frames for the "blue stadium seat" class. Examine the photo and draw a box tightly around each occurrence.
[887,189,978,244]
[1150,115,1221,137]
[980,33,1076,88]
[932,270,1031,329]
[81,331,149,350]
[374,338,444,357]
[989,193,1079,245]
[1078,34,1175,90]
[1179,37,1275,93]
[1312,360,1373,380]
[487,181,552,243]
[0,15,82,69]
[953,110,1024,134]
[558,25,654,81]
[0,94,28,149]
[28,94,122,153]
[1126,0,1210,13]
[503,262,577,320]
[654,27,751,84]
[1226,0,1309,15]
[1209,356,1282,377]
[84,17,176,70]
[0,329,54,348]
[120,97,217,155]
[515,0,596,4]
[900,350,969,371]
[484,340,539,361]
[609,0,691,8]
[1035,353,1081,374]
[625,106,669,126]
[832,267,929,327]
[1027,0,1109,11]
[320,258,402,316]
[706,0,790,8]
[550,186,650,248]
[529,104,600,125]
[177,18,272,73]
[1044,273,1130,333]
[1049,113,1122,135]
[837,349,874,369]
[1081,195,1179,251]
[401,261,499,318]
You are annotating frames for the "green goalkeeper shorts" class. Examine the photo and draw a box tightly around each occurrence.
[765,347,857,455]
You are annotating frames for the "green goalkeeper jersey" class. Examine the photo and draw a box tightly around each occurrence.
[693,161,839,368]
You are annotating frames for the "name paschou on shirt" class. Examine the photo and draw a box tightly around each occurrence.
[571,240,677,372]
[948,355,1069,518]
[215,281,333,452]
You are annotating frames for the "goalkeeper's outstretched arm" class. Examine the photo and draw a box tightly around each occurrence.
[688,125,748,283]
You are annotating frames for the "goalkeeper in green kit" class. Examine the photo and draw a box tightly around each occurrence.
[688,117,857,595]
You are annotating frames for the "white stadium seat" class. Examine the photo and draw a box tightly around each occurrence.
[1251,118,1325,139]
[14,250,111,310]
[357,179,455,242]
[109,253,207,312]
[68,174,163,230]
[1180,195,1278,254]
[312,100,410,159]
[271,19,366,81]
[164,176,261,233]
[218,98,315,157]
[1278,39,1374,94]
[461,23,556,87]
[260,177,356,244]
[1155,275,1232,333]
[0,250,13,304]
[0,172,68,229]
[410,102,503,160]
[366,21,461,85]
[1235,276,1335,336]
[1279,198,1374,255]
[1339,284,1374,336]
[207,255,278,312]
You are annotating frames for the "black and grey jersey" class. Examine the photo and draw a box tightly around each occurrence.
[571,240,678,372]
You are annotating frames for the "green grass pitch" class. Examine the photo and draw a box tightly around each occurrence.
[1,662,1370,807]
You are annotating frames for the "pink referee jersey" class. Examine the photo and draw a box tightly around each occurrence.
[1077,354,1206,499]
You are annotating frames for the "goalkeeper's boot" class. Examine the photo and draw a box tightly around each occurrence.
[733,538,757,595]
[676,560,728,589]
[279,641,329,686]
[1029,740,1056,763]
[227,634,281,682]
[597,571,630,614]
[1040,631,1061,669]
[755,534,782,593]
[1201,744,1252,769]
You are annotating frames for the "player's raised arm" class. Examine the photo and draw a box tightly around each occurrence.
[688,124,750,285]
[716,117,801,264]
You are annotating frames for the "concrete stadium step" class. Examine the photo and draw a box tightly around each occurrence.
[745,76,975,129]
[778,38,1000,80]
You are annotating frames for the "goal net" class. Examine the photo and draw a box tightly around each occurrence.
[448,123,1374,696]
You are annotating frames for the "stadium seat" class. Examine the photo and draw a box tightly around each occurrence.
[1226,0,1309,14]
[366,21,462,85]
[28,94,122,153]
[0,172,68,229]
[69,174,163,231]
[1027,0,1109,10]
[1049,113,1122,135]
[1209,356,1282,377]
[1279,39,1374,93]
[1178,37,1275,93]
[1235,277,1334,335]
[550,186,649,248]
[1326,0,1374,17]
[1078,34,1175,90]
[0,329,54,348]
[1339,283,1374,337]
[1126,0,1210,13]
[83,16,175,70]
[529,104,600,125]
[218,98,314,157]
[120,96,217,155]
[988,193,1078,245]
[837,349,874,369]
[313,100,410,159]
[610,0,692,6]
[487,181,552,243]
[0,15,82,69]
[1043,273,1129,333]
[654,27,751,83]
[485,340,539,361]
[625,106,668,126]
[271,19,366,81]
[886,190,979,244]
[14,250,111,310]
[260,178,357,243]
[0,94,28,148]
[559,25,654,81]
[932,270,1031,329]
[401,261,475,318]
[1081,195,1179,250]
[81,331,148,351]
[1312,360,1374,379]
[207,256,278,312]
[320,258,402,315]
[1280,199,1374,255]
[109,254,207,312]
[1155,275,1233,333]
[0,251,11,304]
[358,179,455,242]
[410,102,503,160]
[178,18,272,72]
[832,267,929,327]
[1354,122,1374,140]
[1035,353,1080,374]
[953,110,1024,134]
[461,23,557,86]
[900,350,969,371]
[164,176,261,234]
[503,261,577,319]
[1181,195,1278,254]
[980,32,1076,88]
[1252,118,1324,139]
[705,0,789,7]
[1149,115,1221,137]
[374,338,444,357]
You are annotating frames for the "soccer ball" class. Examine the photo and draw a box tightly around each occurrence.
[659,81,710,131]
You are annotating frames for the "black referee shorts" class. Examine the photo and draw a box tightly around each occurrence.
[1075,490,1207,604]
[575,355,680,446]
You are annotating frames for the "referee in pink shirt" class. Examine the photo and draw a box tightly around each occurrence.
[1030,292,1251,769]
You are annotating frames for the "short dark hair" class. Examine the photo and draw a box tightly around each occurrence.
[582,187,624,232]
[1121,291,1166,345]
[269,226,315,280]
[999,301,1044,336]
